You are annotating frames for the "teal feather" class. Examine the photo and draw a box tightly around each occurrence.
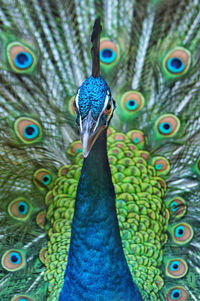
[0,0,200,300]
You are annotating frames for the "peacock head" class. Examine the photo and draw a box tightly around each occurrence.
[74,75,115,157]
[73,17,115,157]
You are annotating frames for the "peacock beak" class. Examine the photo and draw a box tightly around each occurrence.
[80,111,105,158]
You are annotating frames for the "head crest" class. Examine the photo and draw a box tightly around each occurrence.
[91,17,102,78]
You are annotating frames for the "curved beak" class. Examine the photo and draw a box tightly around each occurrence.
[80,111,105,158]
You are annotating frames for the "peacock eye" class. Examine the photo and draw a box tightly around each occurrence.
[8,198,32,221]
[106,103,111,110]
[99,39,119,65]
[168,197,187,219]
[7,41,37,74]
[120,91,145,122]
[127,130,144,149]
[166,286,188,301]
[152,157,170,175]
[33,169,53,190]
[1,249,25,271]
[156,114,180,137]
[104,102,112,115]
[166,258,188,278]
[172,223,193,244]
[14,117,42,144]
[73,100,78,112]
[163,47,191,77]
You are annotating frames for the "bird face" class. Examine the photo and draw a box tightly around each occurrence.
[73,76,115,158]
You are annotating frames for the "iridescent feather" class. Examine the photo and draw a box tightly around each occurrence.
[0,0,200,300]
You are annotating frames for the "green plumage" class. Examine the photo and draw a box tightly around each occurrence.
[44,129,168,300]
[0,0,200,300]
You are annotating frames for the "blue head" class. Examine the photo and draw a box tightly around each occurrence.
[74,75,115,157]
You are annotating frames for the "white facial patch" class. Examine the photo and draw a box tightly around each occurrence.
[75,89,80,110]
[75,89,83,132]
[102,90,111,112]
[93,90,111,132]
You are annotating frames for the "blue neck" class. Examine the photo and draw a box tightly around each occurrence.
[59,130,143,301]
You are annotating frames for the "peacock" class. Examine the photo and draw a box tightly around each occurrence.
[0,0,200,300]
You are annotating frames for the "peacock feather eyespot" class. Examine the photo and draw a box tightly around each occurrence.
[156,114,180,138]
[127,130,144,149]
[67,141,83,157]
[1,249,25,271]
[58,165,71,177]
[7,41,37,74]
[33,169,53,190]
[107,127,115,137]
[44,127,170,298]
[8,198,32,221]
[172,223,193,244]
[167,197,187,219]
[163,47,191,78]
[11,295,35,301]
[166,286,188,301]
[100,38,119,67]
[113,133,126,142]
[36,210,46,229]
[120,91,145,120]
[155,176,167,192]
[14,117,42,144]
[39,248,47,264]
[45,191,54,206]
[166,258,188,278]
[140,151,149,161]
[152,157,170,176]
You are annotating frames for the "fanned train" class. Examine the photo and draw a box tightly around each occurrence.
[0,0,200,301]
